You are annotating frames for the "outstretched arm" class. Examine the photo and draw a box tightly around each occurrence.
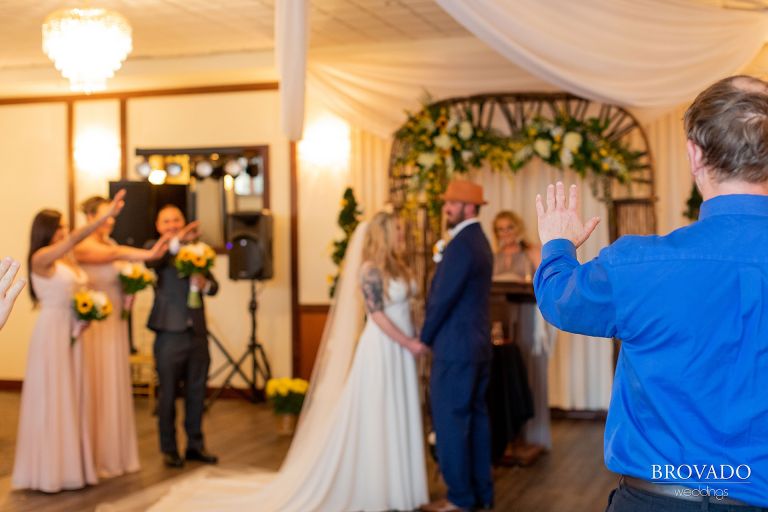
[534,182,616,337]
[361,264,428,357]
[31,190,126,275]
[74,233,171,265]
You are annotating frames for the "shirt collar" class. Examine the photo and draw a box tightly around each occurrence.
[699,194,768,220]
[448,218,480,238]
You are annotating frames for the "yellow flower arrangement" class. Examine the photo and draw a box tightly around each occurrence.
[174,242,216,309]
[71,288,112,343]
[266,377,309,415]
[119,262,156,319]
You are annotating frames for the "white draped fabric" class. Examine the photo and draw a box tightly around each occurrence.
[308,38,555,139]
[275,0,309,141]
[434,0,768,108]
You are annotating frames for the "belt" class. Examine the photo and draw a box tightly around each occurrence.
[621,476,752,507]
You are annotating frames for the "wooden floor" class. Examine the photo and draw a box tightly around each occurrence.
[0,391,616,512]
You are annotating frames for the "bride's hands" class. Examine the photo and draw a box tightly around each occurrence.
[406,338,430,357]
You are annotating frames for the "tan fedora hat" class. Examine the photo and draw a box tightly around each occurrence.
[442,179,487,205]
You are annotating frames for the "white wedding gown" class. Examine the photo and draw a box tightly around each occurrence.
[141,278,428,512]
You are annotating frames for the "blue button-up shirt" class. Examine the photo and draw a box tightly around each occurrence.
[534,194,768,506]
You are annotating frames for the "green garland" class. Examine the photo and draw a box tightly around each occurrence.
[328,187,362,298]
[394,98,647,228]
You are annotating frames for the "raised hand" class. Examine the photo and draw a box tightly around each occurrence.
[535,182,600,248]
[107,189,126,218]
[148,233,172,259]
[178,220,201,243]
[0,257,25,329]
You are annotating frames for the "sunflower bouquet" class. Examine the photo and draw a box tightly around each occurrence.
[118,262,156,318]
[265,377,309,416]
[72,289,112,344]
[174,242,216,309]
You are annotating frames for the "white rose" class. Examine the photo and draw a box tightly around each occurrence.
[417,152,438,169]
[533,139,552,159]
[514,145,533,164]
[120,264,136,276]
[550,126,564,139]
[563,131,583,152]
[433,133,452,150]
[91,291,108,309]
[432,239,446,263]
[461,150,473,162]
[560,149,573,167]
[458,121,474,140]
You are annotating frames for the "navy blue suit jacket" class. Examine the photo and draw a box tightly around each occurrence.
[421,222,493,362]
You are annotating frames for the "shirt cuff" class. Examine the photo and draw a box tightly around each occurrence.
[169,237,181,255]
[542,239,577,260]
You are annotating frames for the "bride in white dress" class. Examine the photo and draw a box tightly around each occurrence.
[120,212,429,512]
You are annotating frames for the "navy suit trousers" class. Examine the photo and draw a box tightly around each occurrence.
[431,359,494,508]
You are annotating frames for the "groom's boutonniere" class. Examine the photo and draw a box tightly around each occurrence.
[433,239,447,263]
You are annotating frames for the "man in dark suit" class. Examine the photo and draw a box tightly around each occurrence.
[146,205,219,468]
[420,180,494,512]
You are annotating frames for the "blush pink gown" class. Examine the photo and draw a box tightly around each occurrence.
[80,261,140,478]
[12,262,98,492]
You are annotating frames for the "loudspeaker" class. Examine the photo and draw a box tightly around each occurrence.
[227,210,273,280]
[109,181,189,247]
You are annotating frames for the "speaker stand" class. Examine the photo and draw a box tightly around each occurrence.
[206,280,272,409]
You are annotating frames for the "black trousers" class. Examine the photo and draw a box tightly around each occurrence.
[606,482,768,512]
[153,328,210,454]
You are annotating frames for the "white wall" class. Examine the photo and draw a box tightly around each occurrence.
[0,103,68,379]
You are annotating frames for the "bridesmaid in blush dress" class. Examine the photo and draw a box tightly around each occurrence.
[12,191,125,493]
[74,196,170,479]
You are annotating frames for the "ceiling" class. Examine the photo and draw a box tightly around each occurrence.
[0,0,470,69]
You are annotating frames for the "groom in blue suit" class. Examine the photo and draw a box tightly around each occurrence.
[421,180,494,512]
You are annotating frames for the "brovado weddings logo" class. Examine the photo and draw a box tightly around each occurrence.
[650,464,752,501]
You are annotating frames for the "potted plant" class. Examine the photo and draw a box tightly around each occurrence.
[265,377,309,435]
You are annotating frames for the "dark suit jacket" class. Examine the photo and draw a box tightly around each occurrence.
[145,240,219,335]
[421,222,493,362]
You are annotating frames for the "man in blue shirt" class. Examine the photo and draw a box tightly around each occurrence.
[534,75,768,510]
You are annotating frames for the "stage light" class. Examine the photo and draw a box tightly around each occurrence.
[195,160,213,178]
[135,158,151,177]
[246,156,263,177]
[224,159,242,176]
[148,169,166,185]
[166,162,182,177]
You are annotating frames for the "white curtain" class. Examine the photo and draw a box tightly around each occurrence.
[435,0,768,108]
[308,37,555,139]
[349,127,391,217]
[641,105,693,235]
[275,0,309,141]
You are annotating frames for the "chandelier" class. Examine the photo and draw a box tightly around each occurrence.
[42,7,132,93]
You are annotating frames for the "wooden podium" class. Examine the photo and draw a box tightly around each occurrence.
[488,278,546,466]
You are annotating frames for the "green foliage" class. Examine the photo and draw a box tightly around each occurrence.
[329,187,362,298]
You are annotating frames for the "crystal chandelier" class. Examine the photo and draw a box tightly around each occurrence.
[42,7,132,93]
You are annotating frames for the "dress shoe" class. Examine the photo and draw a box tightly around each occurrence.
[184,448,219,464]
[163,451,184,468]
[420,498,468,512]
